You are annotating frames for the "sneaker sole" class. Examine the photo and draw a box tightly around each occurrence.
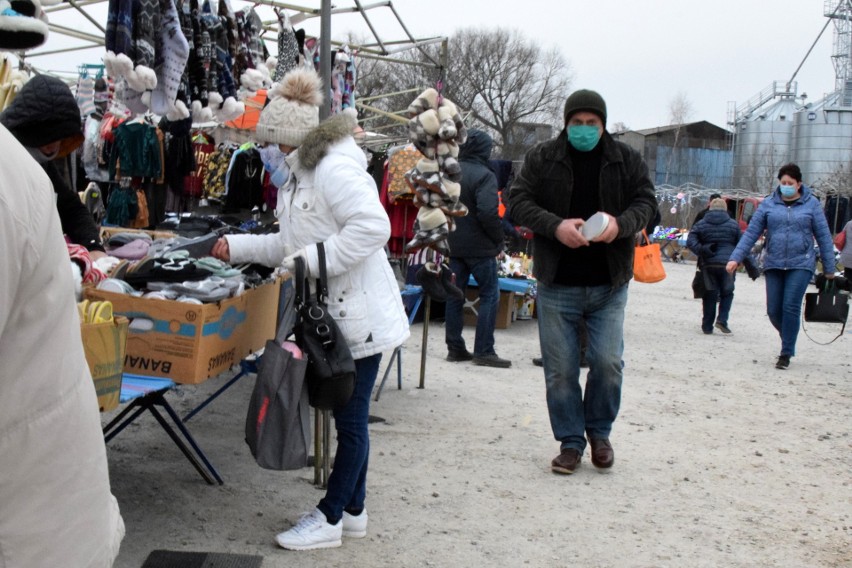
[551,464,578,474]
[275,537,342,551]
[342,529,367,538]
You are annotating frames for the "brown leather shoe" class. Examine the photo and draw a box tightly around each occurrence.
[588,438,614,469]
[551,448,581,474]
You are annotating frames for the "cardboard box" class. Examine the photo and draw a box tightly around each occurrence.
[463,289,517,330]
[80,316,129,412]
[84,278,282,384]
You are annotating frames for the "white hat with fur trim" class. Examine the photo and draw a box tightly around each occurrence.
[256,68,323,147]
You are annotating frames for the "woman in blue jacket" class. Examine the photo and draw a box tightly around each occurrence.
[727,163,836,369]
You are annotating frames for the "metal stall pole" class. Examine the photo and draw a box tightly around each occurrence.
[310,0,332,490]
[419,295,431,389]
[319,0,332,121]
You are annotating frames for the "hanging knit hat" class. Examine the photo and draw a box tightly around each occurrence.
[563,89,607,125]
[256,67,322,147]
[149,0,189,117]
[0,0,49,51]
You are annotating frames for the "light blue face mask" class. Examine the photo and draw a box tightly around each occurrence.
[779,184,798,198]
[270,160,290,188]
[567,125,601,152]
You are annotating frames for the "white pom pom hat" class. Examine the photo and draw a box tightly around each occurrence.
[256,67,324,147]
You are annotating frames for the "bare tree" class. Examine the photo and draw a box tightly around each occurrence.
[664,92,694,184]
[611,121,630,134]
[444,28,572,159]
[352,28,572,157]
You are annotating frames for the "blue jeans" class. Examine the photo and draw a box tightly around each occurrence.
[763,269,812,357]
[445,257,499,357]
[536,282,628,452]
[317,353,382,522]
[701,265,735,332]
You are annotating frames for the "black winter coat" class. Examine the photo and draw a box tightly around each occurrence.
[508,130,657,287]
[0,75,103,252]
[447,130,504,258]
[687,209,740,266]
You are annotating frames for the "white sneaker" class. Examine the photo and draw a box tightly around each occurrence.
[342,508,368,538]
[275,508,342,551]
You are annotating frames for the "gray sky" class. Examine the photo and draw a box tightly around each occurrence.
[31,0,839,131]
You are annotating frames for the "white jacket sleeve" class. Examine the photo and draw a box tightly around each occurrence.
[225,230,292,267]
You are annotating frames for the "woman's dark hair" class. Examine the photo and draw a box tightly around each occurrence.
[777,163,802,182]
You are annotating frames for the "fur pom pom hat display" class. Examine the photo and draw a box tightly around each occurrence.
[256,68,323,147]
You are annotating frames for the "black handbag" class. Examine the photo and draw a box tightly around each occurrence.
[691,267,706,299]
[245,285,311,470]
[802,280,849,345]
[294,244,356,411]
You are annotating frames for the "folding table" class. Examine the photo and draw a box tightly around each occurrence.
[103,374,223,485]
[374,285,424,401]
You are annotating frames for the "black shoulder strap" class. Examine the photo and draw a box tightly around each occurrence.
[294,256,310,306]
[294,243,329,305]
[316,242,329,303]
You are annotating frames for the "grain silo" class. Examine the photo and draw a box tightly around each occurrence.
[731,84,801,192]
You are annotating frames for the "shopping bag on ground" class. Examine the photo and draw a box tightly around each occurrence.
[245,289,311,470]
[634,230,666,283]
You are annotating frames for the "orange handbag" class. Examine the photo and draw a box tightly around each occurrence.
[633,230,667,283]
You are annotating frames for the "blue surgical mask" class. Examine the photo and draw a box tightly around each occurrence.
[567,125,601,152]
[270,161,290,188]
[258,145,286,174]
[779,184,798,198]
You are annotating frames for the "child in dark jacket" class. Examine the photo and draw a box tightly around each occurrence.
[688,198,741,334]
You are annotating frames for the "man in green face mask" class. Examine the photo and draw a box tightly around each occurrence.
[508,89,657,475]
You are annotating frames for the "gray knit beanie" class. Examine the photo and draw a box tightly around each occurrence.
[563,89,607,125]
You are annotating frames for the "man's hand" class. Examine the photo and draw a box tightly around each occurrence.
[726,261,739,274]
[555,219,588,248]
[211,238,230,262]
[89,250,107,261]
[591,213,619,243]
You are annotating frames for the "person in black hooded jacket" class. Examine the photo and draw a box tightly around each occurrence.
[444,129,512,368]
[0,74,104,256]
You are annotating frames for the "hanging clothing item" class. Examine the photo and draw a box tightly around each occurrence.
[199,0,237,104]
[105,0,134,56]
[109,121,163,180]
[178,0,208,109]
[186,131,214,198]
[273,10,299,81]
[386,145,421,203]
[150,0,190,117]
[83,115,110,182]
[75,75,95,116]
[160,116,196,199]
[223,145,263,212]
[204,144,233,201]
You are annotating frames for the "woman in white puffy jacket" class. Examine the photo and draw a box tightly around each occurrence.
[212,69,408,551]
